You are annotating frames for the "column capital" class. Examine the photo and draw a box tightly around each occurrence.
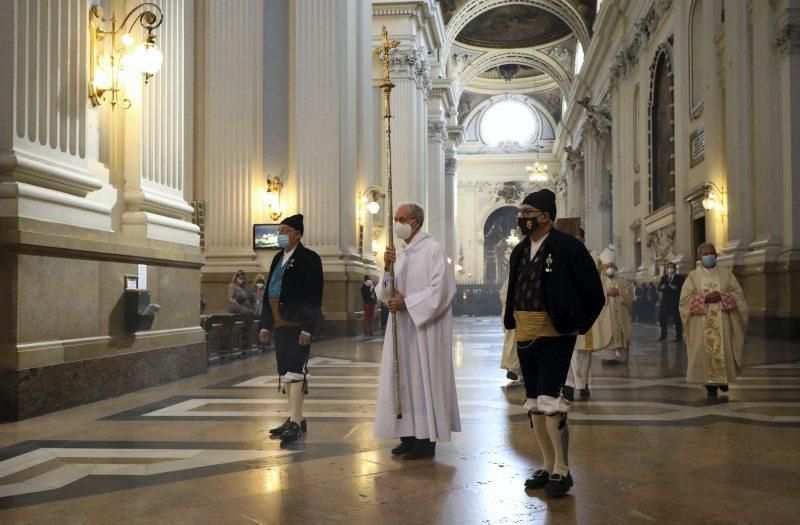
[427,120,447,143]
[774,19,800,54]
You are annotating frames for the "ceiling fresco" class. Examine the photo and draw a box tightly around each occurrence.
[457,5,571,49]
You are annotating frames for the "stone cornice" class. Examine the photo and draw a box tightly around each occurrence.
[608,0,674,92]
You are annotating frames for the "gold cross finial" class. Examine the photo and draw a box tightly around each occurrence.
[373,25,400,82]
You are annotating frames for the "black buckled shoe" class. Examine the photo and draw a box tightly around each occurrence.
[506,371,519,381]
[402,438,436,460]
[280,421,303,446]
[269,418,307,437]
[719,384,729,392]
[391,436,416,456]
[269,418,290,436]
[546,472,574,498]
[524,469,550,489]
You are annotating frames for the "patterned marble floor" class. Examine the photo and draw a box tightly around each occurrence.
[0,318,798,524]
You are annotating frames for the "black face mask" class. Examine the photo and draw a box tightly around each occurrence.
[517,216,539,236]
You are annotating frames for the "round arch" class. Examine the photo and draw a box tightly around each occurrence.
[461,93,559,146]
[458,50,571,99]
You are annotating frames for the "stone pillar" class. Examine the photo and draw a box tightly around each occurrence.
[197,0,262,270]
[122,0,199,247]
[0,0,205,420]
[372,1,444,212]
[773,8,800,337]
[291,0,373,335]
[426,119,446,243]
[721,0,754,262]
[444,145,460,262]
[0,0,111,231]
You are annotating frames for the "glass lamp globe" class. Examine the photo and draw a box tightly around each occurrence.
[133,41,163,75]
[366,201,380,215]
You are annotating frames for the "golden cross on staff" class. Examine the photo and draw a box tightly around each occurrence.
[373,25,403,420]
[373,26,400,83]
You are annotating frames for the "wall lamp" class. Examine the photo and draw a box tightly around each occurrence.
[358,187,385,258]
[89,3,164,109]
[701,181,725,211]
[264,175,282,221]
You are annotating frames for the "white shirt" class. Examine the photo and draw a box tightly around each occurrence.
[281,246,296,266]
[529,233,550,261]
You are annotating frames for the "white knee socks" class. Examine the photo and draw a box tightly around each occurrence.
[289,381,305,423]
[545,413,569,476]
[532,413,554,473]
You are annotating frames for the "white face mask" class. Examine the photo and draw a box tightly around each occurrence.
[605,267,616,277]
[394,220,415,241]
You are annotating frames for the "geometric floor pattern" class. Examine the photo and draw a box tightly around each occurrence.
[1,317,799,523]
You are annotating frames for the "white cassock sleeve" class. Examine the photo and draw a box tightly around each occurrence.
[403,245,455,327]
[375,269,393,302]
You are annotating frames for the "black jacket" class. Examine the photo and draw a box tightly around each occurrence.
[259,243,324,334]
[504,228,605,335]
[360,282,377,305]
[657,273,685,307]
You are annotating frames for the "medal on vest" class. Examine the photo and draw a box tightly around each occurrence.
[545,254,553,273]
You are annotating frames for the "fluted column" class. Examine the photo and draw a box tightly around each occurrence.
[427,119,446,243]
[444,151,458,261]
[0,0,111,231]
[721,0,754,262]
[122,0,199,246]
[197,0,263,265]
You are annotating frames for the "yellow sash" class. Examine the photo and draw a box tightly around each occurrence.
[514,311,562,341]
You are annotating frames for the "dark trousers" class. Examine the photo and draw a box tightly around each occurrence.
[363,303,375,335]
[274,326,310,377]
[659,303,683,338]
[380,303,389,330]
[516,336,577,400]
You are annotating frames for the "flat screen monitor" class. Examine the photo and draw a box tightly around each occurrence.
[253,224,280,250]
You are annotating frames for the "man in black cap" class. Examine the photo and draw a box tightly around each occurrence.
[259,214,324,446]
[504,189,605,498]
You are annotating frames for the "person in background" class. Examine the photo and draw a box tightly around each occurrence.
[658,262,685,342]
[679,243,748,397]
[228,270,255,314]
[595,247,634,365]
[361,275,377,336]
[253,274,267,317]
[646,283,659,322]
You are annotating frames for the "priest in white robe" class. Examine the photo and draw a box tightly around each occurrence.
[595,246,634,365]
[679,242,748,397]
[374,202,460,460]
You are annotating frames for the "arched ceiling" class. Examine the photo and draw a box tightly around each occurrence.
[458,5,571,49]
[444,0,597,136]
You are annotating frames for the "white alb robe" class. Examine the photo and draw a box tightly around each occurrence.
[374,233,461,442]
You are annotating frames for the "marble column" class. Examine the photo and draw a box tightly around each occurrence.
[291,0,373,334]
[444,126,464,262]
[427,119,446,243]
[721,0,754,262]
[196,0,263,268]
[122,0,199,246]
[0,0,111,231]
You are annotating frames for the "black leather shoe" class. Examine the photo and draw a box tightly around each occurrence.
[706,385,719,397]
[403,438,435,460]
[719,384,729,392]
[269,418,290,436]
[506,371,519,381]
[280,421,303,446]
[524,469,550,489]
[269,418,306,436]
[562,385,575,402]
[579,388,590,398]
[391,436,415,456]
[546,472,574,498]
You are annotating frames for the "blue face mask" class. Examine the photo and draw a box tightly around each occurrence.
[702,254,717,268]
[277,234,291,249]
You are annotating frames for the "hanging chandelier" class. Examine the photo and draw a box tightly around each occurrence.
[527,161,548,182]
